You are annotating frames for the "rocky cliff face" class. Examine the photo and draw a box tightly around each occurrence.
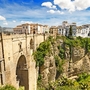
[63,45,90,78]
[72,47,85,62]
[38,37,90,86]
[40,55,56,86]
[38,39,64,86]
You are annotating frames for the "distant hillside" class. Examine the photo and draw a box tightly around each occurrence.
[0,26,13,32]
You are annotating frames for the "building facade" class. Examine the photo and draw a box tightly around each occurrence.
[13,25,23,34]
[58,21,77,37]
[43,25,49,33]
[13,23,49,34]
[49,26,58,35]
[76,24,90,38]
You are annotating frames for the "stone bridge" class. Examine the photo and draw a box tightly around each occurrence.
[0,33,49,90]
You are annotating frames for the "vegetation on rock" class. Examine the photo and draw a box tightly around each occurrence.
[0,85,16,90]
[68,25,73,38]
[34,35,90,90]
[57,46,65,59]
[0,85,24,90]
[38,73,90,90]
[54,55,64,78]
[34,38,51,67]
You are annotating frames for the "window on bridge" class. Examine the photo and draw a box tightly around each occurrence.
[30,39,34,49]
[18,42,22,52]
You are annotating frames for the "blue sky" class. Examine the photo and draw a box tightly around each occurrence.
[0,0,90,27]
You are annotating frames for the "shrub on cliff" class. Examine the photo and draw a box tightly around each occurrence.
[34,40,51,67]
[0,85,16,90]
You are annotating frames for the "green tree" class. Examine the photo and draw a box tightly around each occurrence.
[68,25,72,38]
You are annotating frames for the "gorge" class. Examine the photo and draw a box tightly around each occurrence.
[34,35,90,90]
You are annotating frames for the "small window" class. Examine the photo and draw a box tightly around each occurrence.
[18,42,22,52]
[26,26,28,29]
[30,39,34,49]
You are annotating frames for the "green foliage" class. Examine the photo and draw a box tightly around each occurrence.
[48,36,55,45]
[65,37,81,47]
[18,86,24,90]
[57,77,74,86]
[54,56,64,74]
[76,73,90,90]
[36,35,90,90]
[37,80,46,90]
[34,40,51,67]
[0,85,16,90]
[50,35,90,58]
[73,37,90,53]
[58,46,65,59]
[79,83,88,90]
[56,35,61,40]
[85,38,90,53]
[48,36,53,41]
[38,73,90,90]
[76,36,86,48]
[64,36,90,53]
[56,86,80,90]
[68,25,73,39]
[0,85,25,90]
[37,77,79,90]
[77,73,89,82]
[38,74,42,81]
[88,43,90,52]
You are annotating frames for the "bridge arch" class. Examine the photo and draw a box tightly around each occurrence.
[16,55,29,90]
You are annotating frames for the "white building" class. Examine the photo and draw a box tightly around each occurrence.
[71,23,77,37]
[43,25,49,33]
[58,21,77,37]
[58,21,69,36]
[76,24,90,38]
[13,23,48,34]
[58,25,66,36]
[22,23,31,34]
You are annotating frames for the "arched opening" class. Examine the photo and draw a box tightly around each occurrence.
[33,30,35,34]
[16,55,29,90]
[30,39,34,49]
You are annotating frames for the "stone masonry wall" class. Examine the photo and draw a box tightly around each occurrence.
[0,33,49,90]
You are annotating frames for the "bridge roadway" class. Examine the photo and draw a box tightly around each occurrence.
[0,33,49,90]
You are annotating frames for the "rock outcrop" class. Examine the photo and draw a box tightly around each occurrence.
[38,37,90,86]
[40,55,56,86]
[72,47,85,62]
[63,46,90,77]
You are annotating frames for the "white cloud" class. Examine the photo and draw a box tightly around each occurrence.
[3,21,8,25]
[0,1,90,27]
[57,10,64,14]
[52,6,56,9]
[54,0,75,12]
[0,15,6,20]
[74,0,90,10]
[21,21,33,24]
[47,10,55,14]
[54,0,90,12]
[13,20,16,22]
[41,2,57,9]
[47,10,64,14]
